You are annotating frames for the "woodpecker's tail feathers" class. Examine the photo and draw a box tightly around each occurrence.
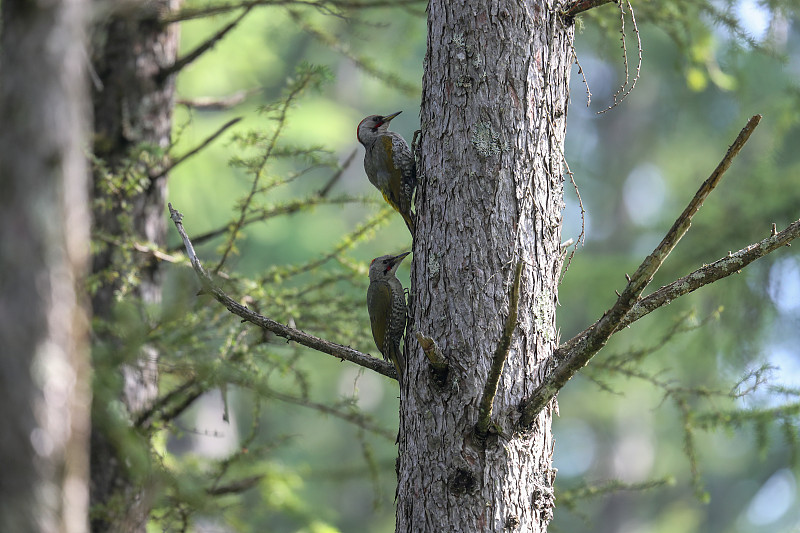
[385,343,405,383]
[402,211,415,235]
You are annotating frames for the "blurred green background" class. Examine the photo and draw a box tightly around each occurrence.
[160,1,800,531]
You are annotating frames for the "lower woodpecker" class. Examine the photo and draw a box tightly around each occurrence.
[366,252,410,381]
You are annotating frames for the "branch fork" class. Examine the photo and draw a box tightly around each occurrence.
[519,114,800,426]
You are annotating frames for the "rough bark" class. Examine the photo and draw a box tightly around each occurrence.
[89,2,181,531]
[0,0,91,531]
[397,1,574,531]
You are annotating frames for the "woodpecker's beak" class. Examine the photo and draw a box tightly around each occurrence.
[381,111,402,123]
[388,251,410,270]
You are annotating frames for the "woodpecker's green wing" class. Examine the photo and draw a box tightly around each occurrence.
[379,134,416,233]
[366,280,391,356]
[377,136,404,208]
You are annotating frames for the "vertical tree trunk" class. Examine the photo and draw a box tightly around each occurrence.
[0,0,91,531]
[89,2,181,531]
[399,1,573,531]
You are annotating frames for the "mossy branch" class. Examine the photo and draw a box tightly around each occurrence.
[475,260,523,440]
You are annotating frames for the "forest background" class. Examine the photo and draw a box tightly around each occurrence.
[150,1,800,531]
[18,0,798,531]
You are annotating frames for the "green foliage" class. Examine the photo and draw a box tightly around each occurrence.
[88,0,800,531]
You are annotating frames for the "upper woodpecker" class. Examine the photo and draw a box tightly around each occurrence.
[357,111,417,234]
[367,252,410,381]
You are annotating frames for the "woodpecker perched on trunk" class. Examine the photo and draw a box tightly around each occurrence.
[367,252,410,381]
[357,111,417,234]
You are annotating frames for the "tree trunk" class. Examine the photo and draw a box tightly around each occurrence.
[0,0,91,531]
[89,2,180,531]
[399,1,573,531]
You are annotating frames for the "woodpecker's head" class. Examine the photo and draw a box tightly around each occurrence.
[368,251,410,281]
[357,111,402,146]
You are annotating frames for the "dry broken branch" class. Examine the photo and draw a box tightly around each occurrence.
[562,0,615,18]
[168,203,397,379]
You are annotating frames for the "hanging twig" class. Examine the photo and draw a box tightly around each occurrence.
[559,156,585,285]
[572,46,592,107]
[318,149,357,196]
[598,0,642,114]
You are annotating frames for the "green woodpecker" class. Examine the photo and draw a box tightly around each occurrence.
[367,252,410,380]
[357,111,417,234]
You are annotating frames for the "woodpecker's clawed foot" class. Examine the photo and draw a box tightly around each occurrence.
[411,129,422,158]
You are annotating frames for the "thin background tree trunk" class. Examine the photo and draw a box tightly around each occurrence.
[0,0,91,531]
[399,1,574,530]
[89,1,181,530]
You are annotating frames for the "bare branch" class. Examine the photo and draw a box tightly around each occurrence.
[519,115,763,426]
[476,261,523,440]
[159,6,254,80]
[162,0,426,24]
[562,0,615,18]
[95,233,184,264]
[206,475,263,496]
[168,203,397,379]
[619,219,800,329]
[152,117,242,180]
[171,151,361,250]
[264,388,395,440]
[318,149,356,196]
[178,88,260,110]
[214,71,314,273]
[174,195,370,250]
[135,378,201,428]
